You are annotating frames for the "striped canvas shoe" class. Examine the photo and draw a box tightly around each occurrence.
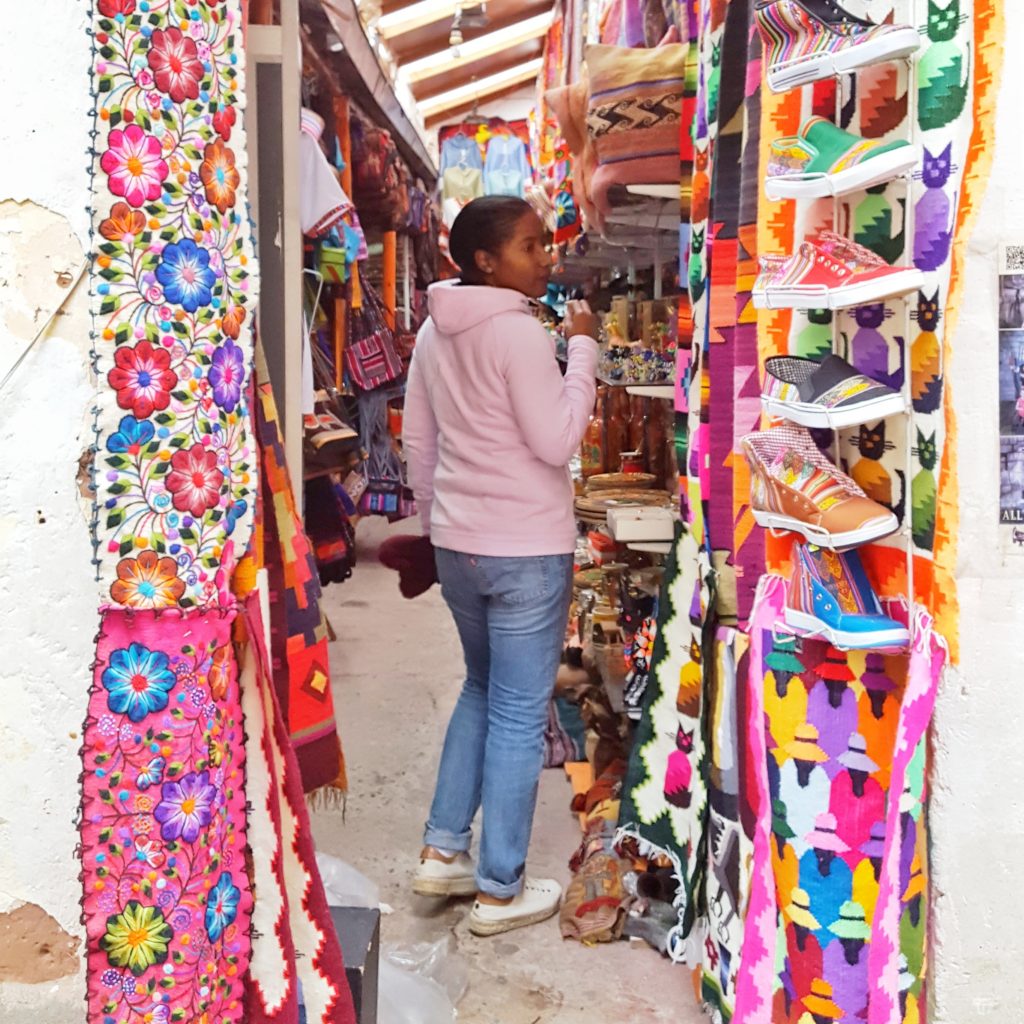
[742,425,898,549]
[753,232,922,311]
[766,117,920,200]
[785,543,910,650]
[762,354,906,429]
[755,0,920,94]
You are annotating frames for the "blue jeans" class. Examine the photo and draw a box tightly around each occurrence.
[425,549,574,899]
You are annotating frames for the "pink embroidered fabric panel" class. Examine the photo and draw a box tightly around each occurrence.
[81,609,252,1024]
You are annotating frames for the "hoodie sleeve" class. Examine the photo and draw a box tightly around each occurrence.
[504,320,598,467]
[402,337,438,537]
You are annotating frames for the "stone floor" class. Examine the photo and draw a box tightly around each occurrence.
[312,519,706,1024]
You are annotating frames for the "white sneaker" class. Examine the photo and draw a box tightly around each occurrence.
[468,877,562,936]
[412,849,477,898]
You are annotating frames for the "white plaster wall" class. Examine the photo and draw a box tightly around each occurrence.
[929,8,1024,1020]
[0,1,94,1020]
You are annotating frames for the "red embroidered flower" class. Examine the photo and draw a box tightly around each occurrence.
[98,0,136,15]
[166,444,224,518]
[108,341,177,419]
[147,27,204,104]
[212,105,236,143]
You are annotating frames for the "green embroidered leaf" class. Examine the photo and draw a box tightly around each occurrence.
[98,789,112,804]
[108,482,127,495]
[153,461,170,476]
[100,296,120,315]
[99,266,123,282]
[98,242,121,257]
[97,77,113,93]
[106,510,125,530]
[154,413,174,426]
[105,455,128,470]
[119,539,134,557]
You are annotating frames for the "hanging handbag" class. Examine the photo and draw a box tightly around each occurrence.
[344,283,403,391]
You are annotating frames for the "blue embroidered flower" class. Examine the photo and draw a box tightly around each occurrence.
[107,415,156,453]
[204,872,241,942]
[225,498,247,535]
[155,239,216,313]
[101,643,176,723]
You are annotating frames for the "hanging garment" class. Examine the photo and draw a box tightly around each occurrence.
[439,130,484,173]
[300,108,353,237]
[484,133,531,197]
[441,165,484,204]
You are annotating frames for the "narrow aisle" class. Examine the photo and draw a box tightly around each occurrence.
[311,520,705,1024]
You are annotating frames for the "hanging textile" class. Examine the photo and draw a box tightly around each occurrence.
[733,577,945,1024]
[255,356,347,796]
[240,593,357,1024]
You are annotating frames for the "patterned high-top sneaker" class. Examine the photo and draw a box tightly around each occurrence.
[755,0,920,93]
[785,543,909,650]
[742,425,898,549]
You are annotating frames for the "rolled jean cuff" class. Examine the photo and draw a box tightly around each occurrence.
[475,871,523,900]
[423,825,472,853]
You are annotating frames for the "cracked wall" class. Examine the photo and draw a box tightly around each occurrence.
[0,2,94,1020]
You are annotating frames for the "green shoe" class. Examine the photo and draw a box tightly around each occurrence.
[766,116,919,201]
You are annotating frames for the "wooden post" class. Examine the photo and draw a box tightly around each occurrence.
[382,230,397,330]
[333,95,353,197]
[250,0,273,24]
[334,297,346,392]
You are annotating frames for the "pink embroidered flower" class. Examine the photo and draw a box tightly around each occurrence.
[136,69,154,89]
[147,27,204,104]
[108,340,177,418]
[100,125,168,209]
[98,0,136,15]
[133,839,165,868]
[165,444,224,518]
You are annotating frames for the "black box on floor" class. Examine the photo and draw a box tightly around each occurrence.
[329,906,380,1024]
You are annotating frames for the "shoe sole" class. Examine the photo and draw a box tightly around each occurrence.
[765,146,921,201]
[761,392,908,429]
[753,267,923,311]
[783,608,910,650]
[412,876,478,898]
[751,508,899,549]
[767,28,921,93]
[468,902,560,937]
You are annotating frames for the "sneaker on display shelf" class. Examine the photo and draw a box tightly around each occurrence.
[742,425,899,549]
[765,116,921,200]
[754,0,920,93]
[761,353,907,429]
[753,232,924,311]
[468,877,563,937]
[783,543,910,650]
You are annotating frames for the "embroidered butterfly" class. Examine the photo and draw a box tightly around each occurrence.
[136,756,166,791]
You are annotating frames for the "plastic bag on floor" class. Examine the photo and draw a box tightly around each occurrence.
[378,960,456,1024]
[384,935,469,1007]
[315,852,380,909]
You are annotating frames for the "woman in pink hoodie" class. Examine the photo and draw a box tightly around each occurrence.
[403,197,599,935]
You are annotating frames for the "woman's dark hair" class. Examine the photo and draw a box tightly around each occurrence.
[448,196,535,283]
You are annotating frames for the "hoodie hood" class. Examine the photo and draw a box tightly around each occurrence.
[427,280,531,336]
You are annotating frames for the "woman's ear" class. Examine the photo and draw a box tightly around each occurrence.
[474,248,493,278]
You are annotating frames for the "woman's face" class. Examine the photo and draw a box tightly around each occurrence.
[477,211,552,298]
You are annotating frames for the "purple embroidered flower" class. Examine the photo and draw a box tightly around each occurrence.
[154,770,217,843]
[98,714,118,737]
[101,969,120,987]
[122,975,137,995]
[171,907,193,931]
[209,339,244,412]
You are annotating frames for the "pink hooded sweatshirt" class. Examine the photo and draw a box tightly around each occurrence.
[403,281,598,556]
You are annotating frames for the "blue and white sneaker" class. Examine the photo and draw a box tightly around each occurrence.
[784,543,909,651]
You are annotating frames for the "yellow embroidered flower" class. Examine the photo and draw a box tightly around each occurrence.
[100,900,173,976]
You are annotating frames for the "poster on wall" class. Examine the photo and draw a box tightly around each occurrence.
[997,245,1024,553]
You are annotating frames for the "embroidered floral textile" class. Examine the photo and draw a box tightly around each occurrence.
[81,609,252,1024]
[91,0,258,610]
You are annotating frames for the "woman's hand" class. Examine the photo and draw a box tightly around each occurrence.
[564,299,600,340]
